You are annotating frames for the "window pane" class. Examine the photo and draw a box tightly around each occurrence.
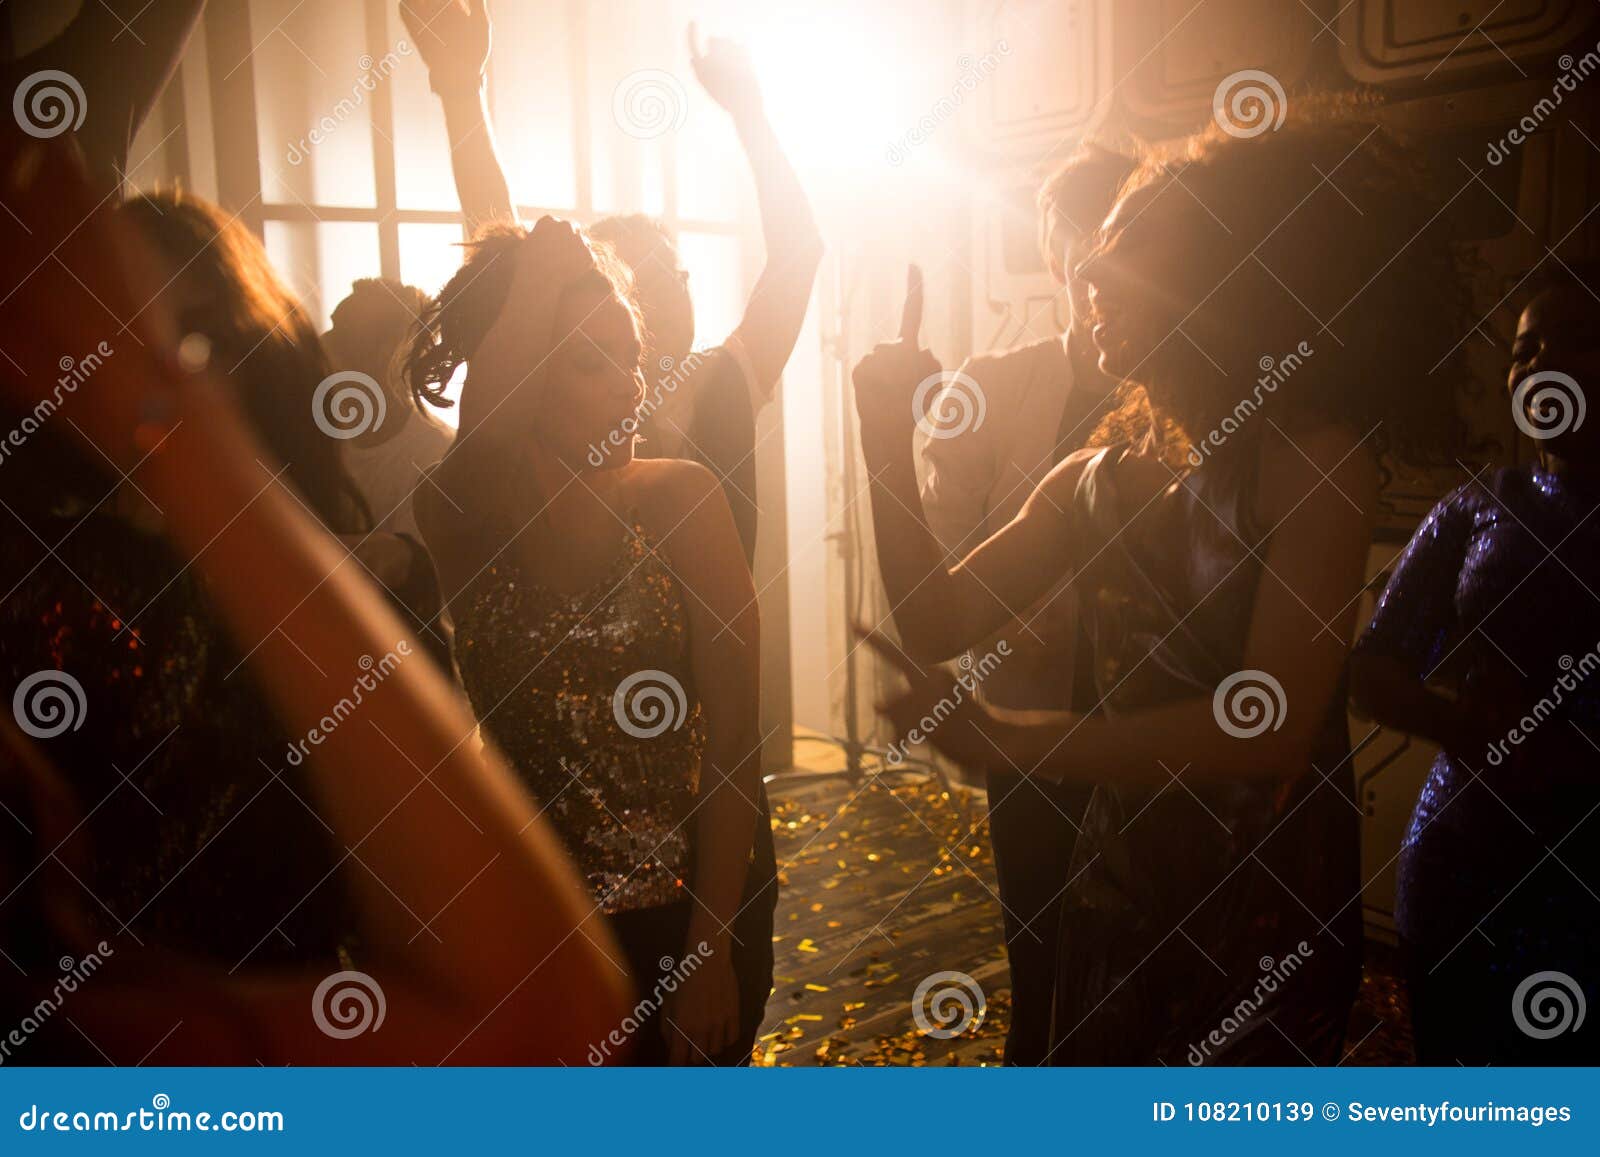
[489,1,577,209]
[382,2,460,211]
[677,231,743,351]
[399,222,468,298]
[263,220,382,332]
[251,0,379,208]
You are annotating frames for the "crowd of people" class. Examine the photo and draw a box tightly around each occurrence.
[0,0,1594,1067]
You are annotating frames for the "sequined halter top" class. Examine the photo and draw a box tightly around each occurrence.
[452,514,705,914]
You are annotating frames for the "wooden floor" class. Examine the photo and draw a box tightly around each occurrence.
[752,735,1413,1066]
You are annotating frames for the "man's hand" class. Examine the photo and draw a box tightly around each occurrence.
[687,23,762,122]
[400,0,491,94]
[853,265,941,459]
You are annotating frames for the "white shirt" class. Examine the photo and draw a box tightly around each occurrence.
[918,336,1083,712]
[345,410,455,540]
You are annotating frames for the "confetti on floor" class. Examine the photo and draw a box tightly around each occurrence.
[754,738,1414,1066]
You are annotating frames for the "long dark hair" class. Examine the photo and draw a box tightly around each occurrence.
[116,191,370,534]
[405,222,643,414]
[1088,93,1473,472]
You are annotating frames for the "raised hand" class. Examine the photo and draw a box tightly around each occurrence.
[400,0,491,93]
[455,217,597,435]
[852,264,942,455]
[687,22,762,121]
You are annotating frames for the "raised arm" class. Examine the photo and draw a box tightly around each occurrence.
[853,276,1080,663]
[3,0,204,197]
[0,139,626,1065]
[689,27,822,398]
[401,0,516,231]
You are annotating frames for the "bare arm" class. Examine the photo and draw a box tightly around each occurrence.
[644,459,762,1063]
[401,0,516,231]
[689,28,822,397]
[874,428,1381,788]
[853,310,1083,662]
[0,142,627,1064]
[3,0,204,197]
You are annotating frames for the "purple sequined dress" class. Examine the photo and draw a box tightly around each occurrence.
[1356,466,1600,1063]
[1050,446,1362,1065]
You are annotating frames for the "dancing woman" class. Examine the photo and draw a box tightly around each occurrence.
[1351,263,1600,1064]
[0,134,626,1064]
[408,218,772,1065]
[854,101,1471,1064]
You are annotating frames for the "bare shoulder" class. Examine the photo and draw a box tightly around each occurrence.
[1258,422,1380,525]
[1023,445,1104,518]
[622,457,729,535]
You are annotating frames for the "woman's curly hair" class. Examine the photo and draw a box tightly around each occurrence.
[405,222,643,413]
[1089,91,1475,472]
